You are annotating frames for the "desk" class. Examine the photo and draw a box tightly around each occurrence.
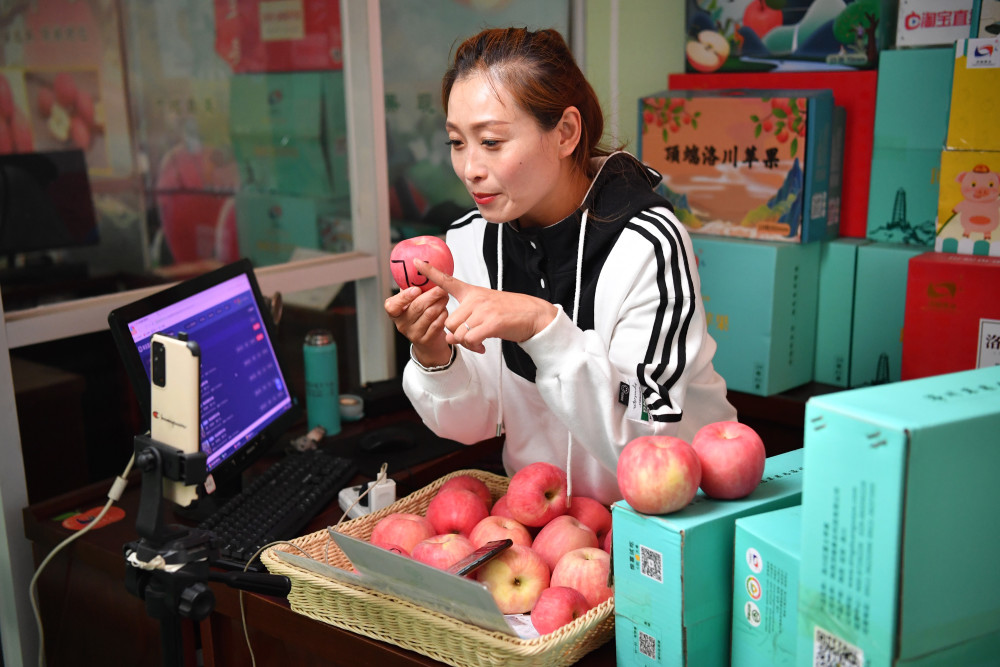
[23,412,615,667]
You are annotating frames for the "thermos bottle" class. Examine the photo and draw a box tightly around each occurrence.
[303,329,341,436]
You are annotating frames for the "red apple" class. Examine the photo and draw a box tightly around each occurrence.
[69,115,90,150]
[617,435,702,515]
[551,547,613,608]
[37,87,55,118]
[53,72,78,111]
[468,515,533,549]
[742,0,783,39]
[475,545,550,614]
[602,527,613,554]
[370,512,436,555]
[0,74,13,121]
[425,487,489,537]
[491,494,515,519]
[506,462,568,528]
[411,533,476,570]
[530,514,599,572]
[566,496,612,544]
[691,421,766,499]
[530,586,591,635]
[439,474,493,511]
[389,235,454,292]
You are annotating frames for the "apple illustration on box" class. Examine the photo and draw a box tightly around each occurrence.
[389,235,454,292]
[685,30,731,73]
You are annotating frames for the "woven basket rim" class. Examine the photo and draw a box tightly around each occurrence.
[260,468,615,666]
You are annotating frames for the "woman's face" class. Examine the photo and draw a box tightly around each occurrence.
[446,72,571,228]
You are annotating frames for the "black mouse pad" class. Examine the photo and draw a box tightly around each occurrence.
[332,421,465,478]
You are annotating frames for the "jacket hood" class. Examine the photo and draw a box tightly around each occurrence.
[583,151,673,225]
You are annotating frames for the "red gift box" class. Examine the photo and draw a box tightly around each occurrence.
[214,0,343,73]
[901,252,1000,380]
[668,71,877,239]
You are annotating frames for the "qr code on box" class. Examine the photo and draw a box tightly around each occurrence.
[640,545,662,583]
[813,625,864,667]
[638,629,657,660]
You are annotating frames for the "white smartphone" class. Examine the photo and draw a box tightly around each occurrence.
[150,332,202,506]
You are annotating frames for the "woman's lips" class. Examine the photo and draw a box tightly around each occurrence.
[473,192,498,206]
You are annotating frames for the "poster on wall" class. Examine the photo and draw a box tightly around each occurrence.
[0,0,134,177]
[379,0,570,235]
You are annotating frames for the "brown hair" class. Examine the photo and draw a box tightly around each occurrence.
[442,27,612,177]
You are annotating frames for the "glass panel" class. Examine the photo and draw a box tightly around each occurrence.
[379,0,571,240]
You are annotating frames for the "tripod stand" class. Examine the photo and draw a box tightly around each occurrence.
[124,434,291,667]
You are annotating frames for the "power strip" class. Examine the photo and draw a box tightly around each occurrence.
[338,475,397,519]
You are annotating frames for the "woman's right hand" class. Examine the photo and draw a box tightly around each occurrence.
[384,285,453,367]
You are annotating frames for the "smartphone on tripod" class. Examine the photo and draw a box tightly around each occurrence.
[150,332,201,506]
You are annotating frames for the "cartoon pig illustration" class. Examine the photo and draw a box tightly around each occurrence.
[953,164,1000,241]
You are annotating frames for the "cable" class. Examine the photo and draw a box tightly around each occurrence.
[238,463,390,666]
[29,453,136,667]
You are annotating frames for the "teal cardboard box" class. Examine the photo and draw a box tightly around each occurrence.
[230,71,349,197]
[235,192,352,266]
[613,449,804,667]
[849,242,925,388]
[814,238,870,387]
[731,505,801,667]
[865,47,952,245]
[692,236,820,395]
[797,366,1000,667]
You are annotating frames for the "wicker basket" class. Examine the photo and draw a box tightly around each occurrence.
[261,469,614,667]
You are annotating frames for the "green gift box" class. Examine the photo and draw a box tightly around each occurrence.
[797,366,1000,667]
[692,236,820,395]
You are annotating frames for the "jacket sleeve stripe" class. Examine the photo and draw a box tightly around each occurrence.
[625,209,698,422]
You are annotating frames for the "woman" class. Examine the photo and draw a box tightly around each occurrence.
[384,27,736,505]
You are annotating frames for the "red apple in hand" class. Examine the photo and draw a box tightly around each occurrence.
[439,474,493,511]
[617,435,702,515]
[370,512,436,555]
[566,496,613,544]
[691,421,766,499]
[550,547,613,608]
[531,586,591,635]
[390,235,454,292]
[530,515,599,572]
[469,515,533,548]
[411,533,476,570]
[425,487,489,537]
[506,462,568,527]
[475,545,550,614]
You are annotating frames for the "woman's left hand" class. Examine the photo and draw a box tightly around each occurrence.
[414,258,558,353]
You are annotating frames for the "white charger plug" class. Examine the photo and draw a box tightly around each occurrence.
[338,468,396,519]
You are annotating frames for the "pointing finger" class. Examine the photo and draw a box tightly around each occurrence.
[414,259,468,299]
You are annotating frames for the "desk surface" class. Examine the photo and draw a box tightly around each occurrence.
[24,411,616,667]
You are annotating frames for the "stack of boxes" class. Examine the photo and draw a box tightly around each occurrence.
[614,4,1000,666]
[219,1,353,266]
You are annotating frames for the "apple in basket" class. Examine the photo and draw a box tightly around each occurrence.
[490,494,515,519]
[468,515,533,549]
[475,544,550,614]
[566,496,612,545]
[505,462,568,527]
[530,515,599,572]
[411,533,477,570]
[370,513,436,555]
[691,421,766,499]
[439,474,493,511]
[550,547,613,609]
[616,435,702,515]
[530,586,591,635]
[389,235,454,292]
[425,487,489,537]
